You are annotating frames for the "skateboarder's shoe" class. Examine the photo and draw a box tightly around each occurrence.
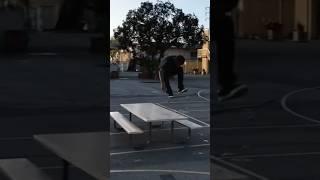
[168,95,174,98]
[178,88,188,94]
[167,91,174,98]
[218,84,248,101]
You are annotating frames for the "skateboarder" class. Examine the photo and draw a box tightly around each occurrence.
[159,55,188,98]
[214,0,248,101]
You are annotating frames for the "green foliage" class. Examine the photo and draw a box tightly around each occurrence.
[114,0,204,61]
[139,57,160,74]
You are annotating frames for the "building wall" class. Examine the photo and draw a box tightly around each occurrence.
[311,0,320,38]
[294,0,319,39]
[29,0,62,30]
[238,0,319,39]
[281,0,295,38]
[164,48,197,61]
[184,60,202,74]
[238,0,280,37]
[294,0,308,30]
[199,29,209,74]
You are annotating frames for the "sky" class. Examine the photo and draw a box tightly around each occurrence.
[110,0,210,37]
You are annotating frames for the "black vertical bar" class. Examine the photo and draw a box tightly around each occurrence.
[171,121,174,141]
[148,122,152,143]
[129,134,133,144]
[62,160,69,180]
[114,120,117,129]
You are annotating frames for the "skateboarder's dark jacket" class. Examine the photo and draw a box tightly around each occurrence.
[159,55,185,95]
[159,55,182,75]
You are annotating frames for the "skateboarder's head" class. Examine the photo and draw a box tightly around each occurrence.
[176,55,185,66]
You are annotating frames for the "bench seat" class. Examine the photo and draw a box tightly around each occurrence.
[0,158,52,180]
[172,120,202,139]
[175,120,203,129]
[110,112,144,134]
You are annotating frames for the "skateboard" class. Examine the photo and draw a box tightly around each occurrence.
[168,91,195,99]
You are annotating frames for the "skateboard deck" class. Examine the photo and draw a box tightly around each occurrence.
[168,92,195,99]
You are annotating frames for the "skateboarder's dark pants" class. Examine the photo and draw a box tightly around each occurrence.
[215,15,237,89]
[163,67,184,95]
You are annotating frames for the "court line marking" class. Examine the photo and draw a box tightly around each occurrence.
[211,156,269,180]
[111,144,209,156]
[221,151,320,159]
[110,169,210,175]
[155,103,210,127]
[281,87,320,124]
[197,89,210,101]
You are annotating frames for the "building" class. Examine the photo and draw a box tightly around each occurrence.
[110,39,132,71]
[0,0,61,31]
[236,0,320,40]
[28,0,62,31]
[0,0,99,32]
[197,29,210,74]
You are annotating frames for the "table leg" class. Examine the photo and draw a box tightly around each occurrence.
[147,122,152,144]
[113,120,117,129]
[62,160,69,180]
[129,134,133,145]
[171,121,174,141]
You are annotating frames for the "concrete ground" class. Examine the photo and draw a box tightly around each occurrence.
[212,40,320,180]
[112,40,320,180]
[0,32,107,180]
[110,74,249,180]
[1,35,320,180]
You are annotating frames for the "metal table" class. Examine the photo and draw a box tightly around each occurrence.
[34,132,109,180]
[120,103,188,142]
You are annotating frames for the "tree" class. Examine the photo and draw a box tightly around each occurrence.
[114,1,204,63]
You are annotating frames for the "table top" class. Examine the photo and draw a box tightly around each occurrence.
[120,103,188,122]
[34,132,109,180]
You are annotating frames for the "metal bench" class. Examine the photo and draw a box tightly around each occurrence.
[0,158,52,180]
[110,112,144,142]
[172,120,202,139]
